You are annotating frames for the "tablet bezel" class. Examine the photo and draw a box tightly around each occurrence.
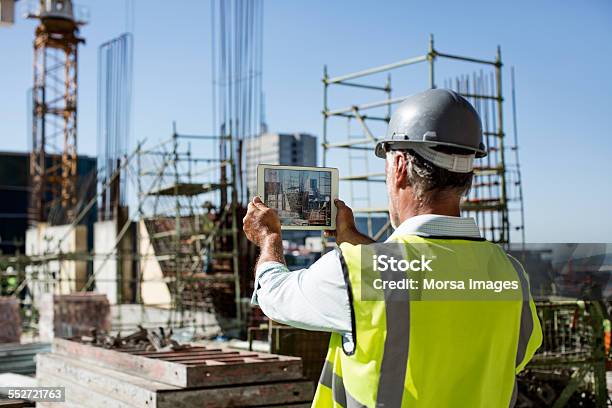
[256,164,338,230]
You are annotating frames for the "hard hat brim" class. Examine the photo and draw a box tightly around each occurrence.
[374,140,487,159]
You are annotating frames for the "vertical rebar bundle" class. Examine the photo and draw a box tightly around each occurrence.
[443,62,516,243]
[211,0,264,203]
[97,33,134,221]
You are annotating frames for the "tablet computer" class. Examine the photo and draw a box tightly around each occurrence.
[257,164,338,230]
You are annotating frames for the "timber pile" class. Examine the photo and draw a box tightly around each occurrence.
[37,335,314,408]
[0,298,21,344]
[0,399,34,407]
[38,293,111,341]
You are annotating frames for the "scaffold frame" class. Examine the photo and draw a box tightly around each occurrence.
[322,35,525,244]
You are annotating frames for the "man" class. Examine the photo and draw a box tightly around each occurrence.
[243,89,542,407]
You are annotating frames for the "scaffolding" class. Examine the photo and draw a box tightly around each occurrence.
[0,125,256,338]
[135,124,254,332]
[322,35,525,244]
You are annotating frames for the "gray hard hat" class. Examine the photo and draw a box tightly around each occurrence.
[375,89,487,163]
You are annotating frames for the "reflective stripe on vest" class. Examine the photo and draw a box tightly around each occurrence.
[376,256,410,408]
[311,235,542,408]
[319,360,366,408]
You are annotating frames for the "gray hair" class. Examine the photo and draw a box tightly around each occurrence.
[386,149,473,205]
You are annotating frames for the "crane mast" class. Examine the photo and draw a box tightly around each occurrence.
[27,0,86,225]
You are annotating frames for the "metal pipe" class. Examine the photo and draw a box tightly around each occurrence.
[332,112,390,122]
[333,81,389,91]
[352,108,377,142]
[352,207,389,213]
[321,65,329,253]
[340,172,386,181]
[435,51,498,66]
[323,138,374,148]
[510,66,526,245]
[322,65,329,168]
[428,34,436,88]
[457,92,500,101]
[326,95,408,116]
[326,55,428,84]
[175,134,230,140]
[494,46,508,244]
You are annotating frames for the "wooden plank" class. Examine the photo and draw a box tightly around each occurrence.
[0,401,34,408]
[0,373,37,388]
[251,405,312,408]
[129,347,217,356]
[156,381,314,408]
[37,403,80,408]
[53,339,304,388]
[53,339,190,388]
[37,371,138,408]
[36,353,175,408]
[38,353,313,408]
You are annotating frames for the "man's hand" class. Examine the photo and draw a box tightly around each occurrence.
[243,196,285,268]
[243,196,282,246]
[324,199,375,245]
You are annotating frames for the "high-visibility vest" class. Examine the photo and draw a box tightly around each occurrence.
[312,234,542,408]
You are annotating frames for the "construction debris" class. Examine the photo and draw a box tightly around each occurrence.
[80,326,190,352]
[516,301,609,407]
[37,335,314,407]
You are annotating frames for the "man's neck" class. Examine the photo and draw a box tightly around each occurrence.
[397,193,461,224]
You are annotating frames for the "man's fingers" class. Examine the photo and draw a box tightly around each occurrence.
[334,198,353,215]
[334,198,351,211]
[252,196,268,210]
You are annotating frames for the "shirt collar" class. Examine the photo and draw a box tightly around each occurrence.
[386,214,482,242]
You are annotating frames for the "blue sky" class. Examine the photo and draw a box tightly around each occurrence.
[0,0,611,242]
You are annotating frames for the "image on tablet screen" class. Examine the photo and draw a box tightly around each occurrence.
[263,168,332,227]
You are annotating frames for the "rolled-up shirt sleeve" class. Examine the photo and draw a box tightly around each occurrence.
[251,249,351,335]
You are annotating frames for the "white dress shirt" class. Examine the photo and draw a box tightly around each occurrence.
[251,214,482,335]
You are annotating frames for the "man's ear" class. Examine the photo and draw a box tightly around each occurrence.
[394,152,408,188]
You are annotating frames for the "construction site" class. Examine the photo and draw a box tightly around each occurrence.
[0,0,610,407]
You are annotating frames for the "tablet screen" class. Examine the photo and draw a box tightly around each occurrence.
[262,167,333,228]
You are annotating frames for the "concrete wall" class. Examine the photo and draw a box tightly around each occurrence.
[25,223,88,299]
[93,220,135,304]
[137,220,172,307]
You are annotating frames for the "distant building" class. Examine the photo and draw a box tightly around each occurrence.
[0,151,97,255]
[245,132,317,198]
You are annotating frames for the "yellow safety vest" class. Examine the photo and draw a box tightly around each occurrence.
[312,234,542,408]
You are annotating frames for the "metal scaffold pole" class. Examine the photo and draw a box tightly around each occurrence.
[494,46,509,244]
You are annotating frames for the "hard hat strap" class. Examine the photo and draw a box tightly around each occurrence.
[409,144,474,173]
